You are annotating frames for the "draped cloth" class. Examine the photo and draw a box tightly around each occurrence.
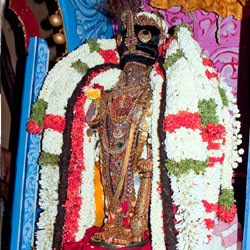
[149,0,246,20]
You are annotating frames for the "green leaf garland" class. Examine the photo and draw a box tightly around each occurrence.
[38,152,60,166]
[173,23,193,39]
[163,49,185,70]
[30,98,48,127]
[87,39,102,53]
[218,86,229,107]
[218,188,235,211]
[198,98,219,128]
[71,60,89,75]
[165,158,210,177]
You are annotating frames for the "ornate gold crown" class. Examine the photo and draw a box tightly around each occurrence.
[120,10,168,52]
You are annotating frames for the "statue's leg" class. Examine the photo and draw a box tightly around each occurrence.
[130,160,153,242]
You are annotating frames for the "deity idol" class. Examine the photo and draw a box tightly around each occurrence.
[85,10,168,247]
[27,4,242,250]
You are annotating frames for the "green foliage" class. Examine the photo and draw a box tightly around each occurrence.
[38,152,60,166]
[219,189,235,211]
[198,98,219,128]
[30,98,48,127]
[173,23,193,39]
[218,86,229,107]
[71,60,89,75]
[163,49,185,70]
[165,158,210,177]
[87,39,102,53]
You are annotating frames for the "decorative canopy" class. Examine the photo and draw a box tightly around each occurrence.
[150,0,246,20]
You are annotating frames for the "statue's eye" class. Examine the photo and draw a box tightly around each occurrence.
[127,67,132,75]
[138,29,152,43]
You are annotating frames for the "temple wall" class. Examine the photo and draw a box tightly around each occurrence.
[144,3,241,96]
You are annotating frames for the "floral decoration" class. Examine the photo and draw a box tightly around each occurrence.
[43,114,66,133]
[28,39,119,249]
[217,204,237,223]
[162,24,242,250]
[83,83,104,100]
[26,120,43,134]
[27,23,243,250]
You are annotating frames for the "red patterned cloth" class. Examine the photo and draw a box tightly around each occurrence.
[63,227,152,250]
[212,215,242,249]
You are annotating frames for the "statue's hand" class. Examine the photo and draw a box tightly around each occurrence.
[136,159,153,173]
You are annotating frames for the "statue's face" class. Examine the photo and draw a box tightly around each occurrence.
[117,24,161,69]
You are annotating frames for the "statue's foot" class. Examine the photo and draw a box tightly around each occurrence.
[91,227,133,247]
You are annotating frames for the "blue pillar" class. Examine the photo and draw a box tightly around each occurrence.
[10,37,49,250]
[243,129,250,250]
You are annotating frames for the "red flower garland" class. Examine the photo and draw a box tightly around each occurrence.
[162,111,202,133]
[158,36,175,57]
[44,114,66,133]
[201,122,226,153]
[204,218,215,230]
[202,200,218,213]
[26,120,43,134]
[62,93,86,244]
[153,62,165,79]
[206,122,226,140]
[62,68,109,244]
[205,69,219,82]
[207,154,225,168]
[217,204,237,223]
[98,49,119,64]
[207,235,212,244]
[203,57,215,68]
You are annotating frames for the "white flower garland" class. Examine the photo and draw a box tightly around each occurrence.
[164,26,242,250]
[35,164,59,249]
[42,129,63,155]
[149,68,166,250]
[40,39,118,116]
[35,39,119,249]
[75,124,97,241]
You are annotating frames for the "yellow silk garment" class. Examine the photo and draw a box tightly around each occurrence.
[150,0,246,20]
[94,162,105,227]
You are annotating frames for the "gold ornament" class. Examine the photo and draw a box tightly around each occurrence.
[52,32,66,44]
[138,29,152,43]
[117,33,123,46]
[49,14,63,27]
